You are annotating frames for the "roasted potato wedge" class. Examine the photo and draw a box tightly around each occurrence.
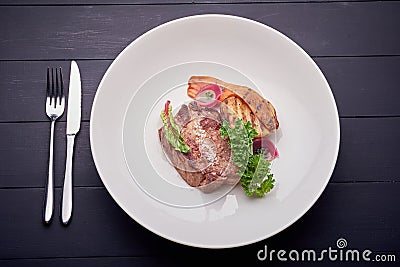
[187,76,279,136]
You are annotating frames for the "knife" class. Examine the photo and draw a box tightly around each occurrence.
[61,60,81,225]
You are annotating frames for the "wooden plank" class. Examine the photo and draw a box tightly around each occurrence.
[335,117,400,183]
[0,184,398,260]
[0,122,99,188]
[1,57,400,123]
[0,0,369,5]
[0,258,162,267]
[315,56,400,117]
[0,117,399,187]
[0,2,399,60]
[0,60,111,123]
[1,253,398,267]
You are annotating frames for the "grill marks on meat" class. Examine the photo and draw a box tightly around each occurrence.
[159,102,239,192]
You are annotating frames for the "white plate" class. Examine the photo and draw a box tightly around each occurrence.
[90,14,340,248]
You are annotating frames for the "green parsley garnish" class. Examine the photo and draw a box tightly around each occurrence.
[221,119,275,197]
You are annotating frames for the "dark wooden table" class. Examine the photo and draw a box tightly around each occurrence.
[1,1,399,266]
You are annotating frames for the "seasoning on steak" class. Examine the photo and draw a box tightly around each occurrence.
[159,102,239,192]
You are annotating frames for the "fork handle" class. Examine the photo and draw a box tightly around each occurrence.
[44,120,55,223]
[61,134,75,225]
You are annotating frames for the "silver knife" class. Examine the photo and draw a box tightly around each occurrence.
[61,60,81,225]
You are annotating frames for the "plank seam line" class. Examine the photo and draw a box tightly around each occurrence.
[1,55,400,62]
[0,186,106,190]
[0,255,151,261]
[0,1,398,8]
[340,115,400,119]
[0,181,399,190]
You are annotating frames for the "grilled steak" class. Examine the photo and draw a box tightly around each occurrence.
[159,102,239,192]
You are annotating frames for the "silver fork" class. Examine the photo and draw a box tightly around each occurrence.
[44,67,65,224]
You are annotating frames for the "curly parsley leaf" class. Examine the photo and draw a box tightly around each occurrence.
[221,119,275,197]
[241,154,275,197]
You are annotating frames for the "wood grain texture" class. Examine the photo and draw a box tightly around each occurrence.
[315,56,400,117]
[0,122,99,188]
[335,117,400,183]
[0,60,110,122]
[0,258,167,267]
[2,258,397,267]
[1,118,399,187]
[0,184,398,260]
[5,258,400,267]
[1,57,400,123]
[0,0,399,265]
[0,0,371,5]
[0,2,399,60]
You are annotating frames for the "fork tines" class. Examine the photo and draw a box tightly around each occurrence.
[47,67,64,106]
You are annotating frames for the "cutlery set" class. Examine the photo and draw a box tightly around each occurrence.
[44,61,81,225]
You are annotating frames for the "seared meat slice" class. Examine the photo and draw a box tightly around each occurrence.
[174,104,191,127]
[187,101,221,122]
[175,101,220,127]
[159,102,240,192]
[181,117,233,184]
[158,128,204,187]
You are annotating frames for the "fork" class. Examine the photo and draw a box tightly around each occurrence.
[44,67,65,224]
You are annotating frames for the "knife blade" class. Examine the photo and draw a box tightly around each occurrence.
[61,60,81,225]
[66,61,81,134]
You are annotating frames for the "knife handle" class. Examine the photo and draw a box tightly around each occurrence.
[44,120,55,224]
[61,134,75,225]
